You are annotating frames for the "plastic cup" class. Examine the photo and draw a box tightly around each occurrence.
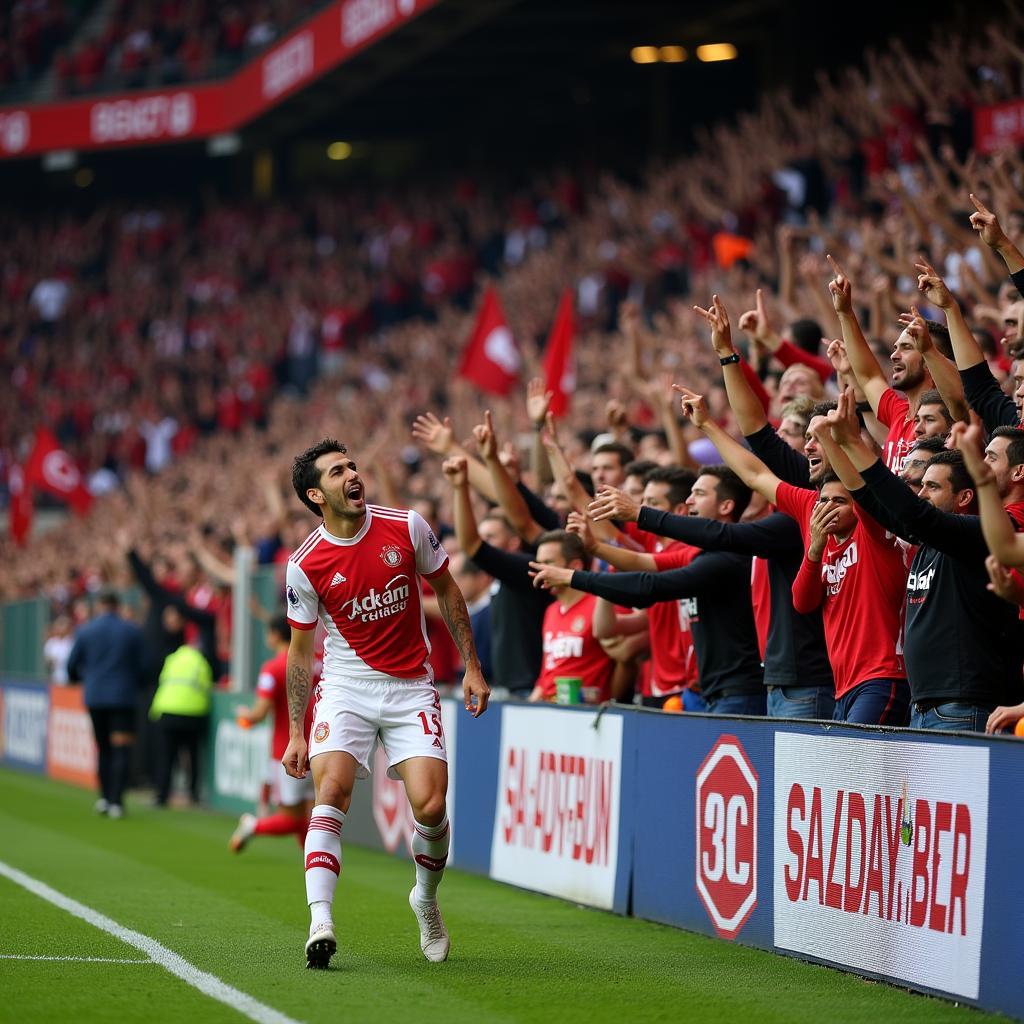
[555,677,583,705]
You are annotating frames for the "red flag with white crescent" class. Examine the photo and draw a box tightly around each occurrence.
[457,286,521,396]
[23,428,93,515]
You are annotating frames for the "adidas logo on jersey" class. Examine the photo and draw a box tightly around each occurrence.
[329,573,347,587]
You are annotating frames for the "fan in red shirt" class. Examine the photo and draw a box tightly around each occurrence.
[228,614,315,853]
[529,530,615,704]
[826,255,963,476]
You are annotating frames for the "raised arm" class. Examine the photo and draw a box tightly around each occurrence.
[674,385,782,506]
[412,411,497,503]
[694,294,770,435]
[474,410,544,544]
[951,415,1024,567]
[969,193,1024,278]
[526,377,554,486]
[826,254,888,413]
[896,304,967,422]
[442,455,482,559]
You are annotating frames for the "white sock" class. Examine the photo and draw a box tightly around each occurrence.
[305,804,345,922]
[412,815,450,904]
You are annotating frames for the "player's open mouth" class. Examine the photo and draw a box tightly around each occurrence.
[347,485,363,501]
[807,456,822,471]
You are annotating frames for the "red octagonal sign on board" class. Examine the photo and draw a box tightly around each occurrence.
[695,735,758,939]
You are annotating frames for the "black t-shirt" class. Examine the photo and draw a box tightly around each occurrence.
[469,541,550,692]
[571,550,763,701]
[855,462,1024,706]
[637,507,833,690]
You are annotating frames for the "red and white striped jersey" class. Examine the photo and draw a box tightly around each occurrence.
[285,505,448,683]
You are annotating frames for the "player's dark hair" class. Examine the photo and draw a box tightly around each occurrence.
[535,529,588,567]
[292,439,347,517]
[925,450,973,494]
[268,614,291,643]
[624,458,659,481]
[698,465,752,521]
[789,318,824,354]
[817,471,846,490]
[644,466,697,508]
[809,399,838,421]
[592,442,635,468]
[991,426,1024,469]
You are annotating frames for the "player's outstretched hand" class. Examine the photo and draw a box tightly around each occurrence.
[969,193,1010,251]
[282,735,309,779]
[588,485,640,523]
[463,665,490,718]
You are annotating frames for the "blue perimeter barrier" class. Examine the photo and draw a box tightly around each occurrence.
[5,681,1021,1018]
[447,700,1023,1020]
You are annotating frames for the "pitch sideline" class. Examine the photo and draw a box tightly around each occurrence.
[0,859,305,1024]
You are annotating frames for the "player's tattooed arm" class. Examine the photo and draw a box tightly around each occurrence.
[285,626,315,732]
[433,573,480,670]
[286,662,311,726]
[430,568,490,716]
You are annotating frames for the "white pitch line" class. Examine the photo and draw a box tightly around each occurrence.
[0,860,304,1024]
[0,954,154,963]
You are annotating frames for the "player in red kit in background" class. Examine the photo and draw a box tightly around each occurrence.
[282,439,490,970]
[228,615,314,853]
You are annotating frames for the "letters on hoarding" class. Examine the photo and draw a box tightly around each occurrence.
[490,707,621,910]
[774,734,988,1000]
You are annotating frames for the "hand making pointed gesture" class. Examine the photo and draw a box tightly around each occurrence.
[826,254,854,315]
[914,257,955,310]
[672,384,710,430]
[692,294,735,357]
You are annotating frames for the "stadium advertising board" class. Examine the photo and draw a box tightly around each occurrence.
[207,692,272,814]
[0,0,438,158]
[489,706,623,911]
[773,734,988,1001]
[46,684,97,788]
[0,682,49,773]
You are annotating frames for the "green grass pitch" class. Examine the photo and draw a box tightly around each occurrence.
[0,768,1007,1024]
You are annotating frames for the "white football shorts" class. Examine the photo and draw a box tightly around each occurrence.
[308,675,447,780]
[268,756,315,806]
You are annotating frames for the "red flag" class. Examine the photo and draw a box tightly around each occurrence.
[542,289,576,417]
[24,428,93,515]
[458,286,521,396]
[8,463,33,545]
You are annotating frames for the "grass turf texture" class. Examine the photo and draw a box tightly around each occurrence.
[0,768,1006,1024]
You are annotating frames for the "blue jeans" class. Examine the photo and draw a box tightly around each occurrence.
[705,692,767,717]
[767,685,836,721]
[834,678,910,726]
[910,702,993,733]
[682,689,707,712]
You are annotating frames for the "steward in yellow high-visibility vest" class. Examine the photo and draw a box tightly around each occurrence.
[149,642,213,807]
[150,644,213,720]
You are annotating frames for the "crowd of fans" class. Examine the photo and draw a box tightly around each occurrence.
[7,12,1024,733]
[0,0,326,99]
